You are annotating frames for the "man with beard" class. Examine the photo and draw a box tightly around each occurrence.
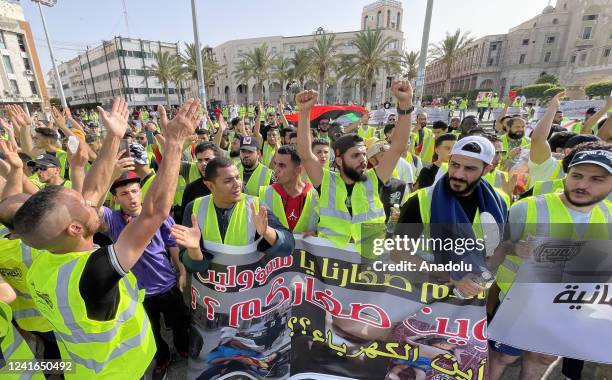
[316,118,331,143]
[180,142,222,221]
[237,135,273,196]
[500,116,530,163]
[295,80,413,252]
[489,147,612,380]
[13,98,202,378]
[411,112,436,164]
[397,135,508,297]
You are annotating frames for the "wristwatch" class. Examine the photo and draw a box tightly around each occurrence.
[396,104,414,115]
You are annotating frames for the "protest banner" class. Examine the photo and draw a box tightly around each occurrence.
[533,100,606,121]
[186,236,489,380]
[489,237,612,363]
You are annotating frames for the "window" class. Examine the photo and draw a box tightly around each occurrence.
[396,12,401,30]
[570,55,576,63]
[364,16,368,29]
[553,18,558,24]
[490,44,497,51]
[519,54,526,64]
[582,26,592,39]
[16,34,26,52]
[604,48,611,58]
[29,80,38,95]
[522,39,529,46]
[487,58,494,66]
[582,14,598,21]
[580,53,587,62]
[0,32,5,49]
[387,10,390,28]
[23,57,31,71]
[237,49,243,55]
[546,36,555,44]
[289,45,296,53]
[271,46,277,54]
[544,52,551,62]
[376,11,381,27]
[2,55,14,74]
[9,79,19,95]
[533,22,537,27]
[563,3,567,9]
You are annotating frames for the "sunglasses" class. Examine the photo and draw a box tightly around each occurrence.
[33,166,51,172]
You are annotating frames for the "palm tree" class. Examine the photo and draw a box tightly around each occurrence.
[169,57,189,103]
[310,33,337,104]
[183,43,221,99]
[400,50,419,81]
[239,43,275,102]
[339,29,399,104]
[429,29,473,94]
[146,50,179,108]
[232,59,252,102]
[272,56,293,103]
[290,49,313,91]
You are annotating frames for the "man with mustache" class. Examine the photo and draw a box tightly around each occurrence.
[295,80,414,253]
[500,116,530,163]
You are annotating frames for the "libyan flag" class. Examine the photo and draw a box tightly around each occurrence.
[284,105,367,128]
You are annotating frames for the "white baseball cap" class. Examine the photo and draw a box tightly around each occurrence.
[450,136,495,165]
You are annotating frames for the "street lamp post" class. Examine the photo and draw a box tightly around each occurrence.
[415,0,434,107]
[190,0,207,111]
[33,0,67,109]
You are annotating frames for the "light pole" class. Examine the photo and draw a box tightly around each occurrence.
[415,0,434,107]
[33,0,67,109]
[190,0,207,111]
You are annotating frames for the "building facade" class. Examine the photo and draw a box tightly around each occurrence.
[0,0,48,110]
[53,37,180,107]
[424,0,612,99]
[208,0,404,105]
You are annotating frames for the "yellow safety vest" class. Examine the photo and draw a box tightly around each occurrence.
[193,194,259,254]
[527,159,564,189]
[26,250,155,379]
[0,236,52,332]
[175,163,202,206]
[259,185,319,233]
[412,128,435,164]
[483,169,508,189]
[459,99,468,110]
[500,134,530,159]
[532,178,564,196]
[0,301,44,379]
[239,163,273,196]
[357,125,376,140]
[262,143,277,167]
[496,193,612,295]
[318,169,386,254]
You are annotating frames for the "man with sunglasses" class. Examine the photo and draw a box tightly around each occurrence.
[26,154,71,188]
[317,118,331,142]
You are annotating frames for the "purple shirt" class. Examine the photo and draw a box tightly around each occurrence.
[102,207,178,297]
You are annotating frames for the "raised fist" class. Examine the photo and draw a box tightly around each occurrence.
[391,80,413,107]
[295,90,318,112]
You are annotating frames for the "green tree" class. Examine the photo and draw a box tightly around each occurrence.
[239,43,276,102]
[272,56,293,103]
[339,29,399,103]
[585,81,612,97]
[429,29,473,94]
[400,50,419,81]
[310,32,337,104]
[168,56,189,103]
[291,48,313,91]
[521,83,556,99]
[535,73,559,85]
[146,50,180,108]
[543,86,565,98]
[183,43,221,99]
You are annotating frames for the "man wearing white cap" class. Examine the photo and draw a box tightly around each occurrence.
[396,135,508,296]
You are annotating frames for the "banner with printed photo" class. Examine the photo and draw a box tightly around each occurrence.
[488,237,612,363]
[186,236,489,380]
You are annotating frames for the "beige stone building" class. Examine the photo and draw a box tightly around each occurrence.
[205,0,404,105]
[0,0,48,110]
[424,0,612,99]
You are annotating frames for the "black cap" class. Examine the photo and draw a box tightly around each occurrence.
[27,153,60,168]
[568,150,612,174]
[239,135,259,152]
[564,134,599,149]
[110,171,141,193]
[333,133,364,156]
[35,127,58,139]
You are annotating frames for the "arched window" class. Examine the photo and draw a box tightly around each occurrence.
[387,10,391,28]
[377,11,381,27]
[396,12,401,30]
[364,15,368,29]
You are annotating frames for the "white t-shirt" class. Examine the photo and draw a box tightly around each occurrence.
[395,157,415,185]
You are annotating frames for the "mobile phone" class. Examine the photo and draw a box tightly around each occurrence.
[119,139,130,159]
[67,135,79,154]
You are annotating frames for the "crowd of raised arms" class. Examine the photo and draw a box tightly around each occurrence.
[0,77,611,380]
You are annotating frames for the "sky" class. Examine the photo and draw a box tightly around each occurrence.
[19,0,552,77]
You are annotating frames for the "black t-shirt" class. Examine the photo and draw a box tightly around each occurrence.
[79,245,124,321]
[380,178,407,222]
[416,164,440,189]
[242,165,256,188]
[180,179,211,221]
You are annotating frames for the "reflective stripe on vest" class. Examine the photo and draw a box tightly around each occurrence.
[532,178,563,196]
[262,143,277,167]
[483,169,507,189]
[195,194,259,254]
[0,301,44,379]
[318,169,385,249]
[500,134,530,159]
[261,185,318,233]
[240,163,272,196]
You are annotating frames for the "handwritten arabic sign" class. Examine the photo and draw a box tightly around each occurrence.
[186,236,489,379]
[489,238,612,363]
[533,100,606,121]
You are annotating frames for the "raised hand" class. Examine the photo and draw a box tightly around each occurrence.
[250,202,268,236]
[295,90,318,112]
[159,98,201,146]
[170,214,201,250]
[97,97,129,137]
[51,106,66,128]
[549,90,566,110]
[391,80,413,107]
[7,104,32,127]
[112,153,136,180]
[0,139,23,171]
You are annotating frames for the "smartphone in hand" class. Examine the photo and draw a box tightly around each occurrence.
[119,139,130,159]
